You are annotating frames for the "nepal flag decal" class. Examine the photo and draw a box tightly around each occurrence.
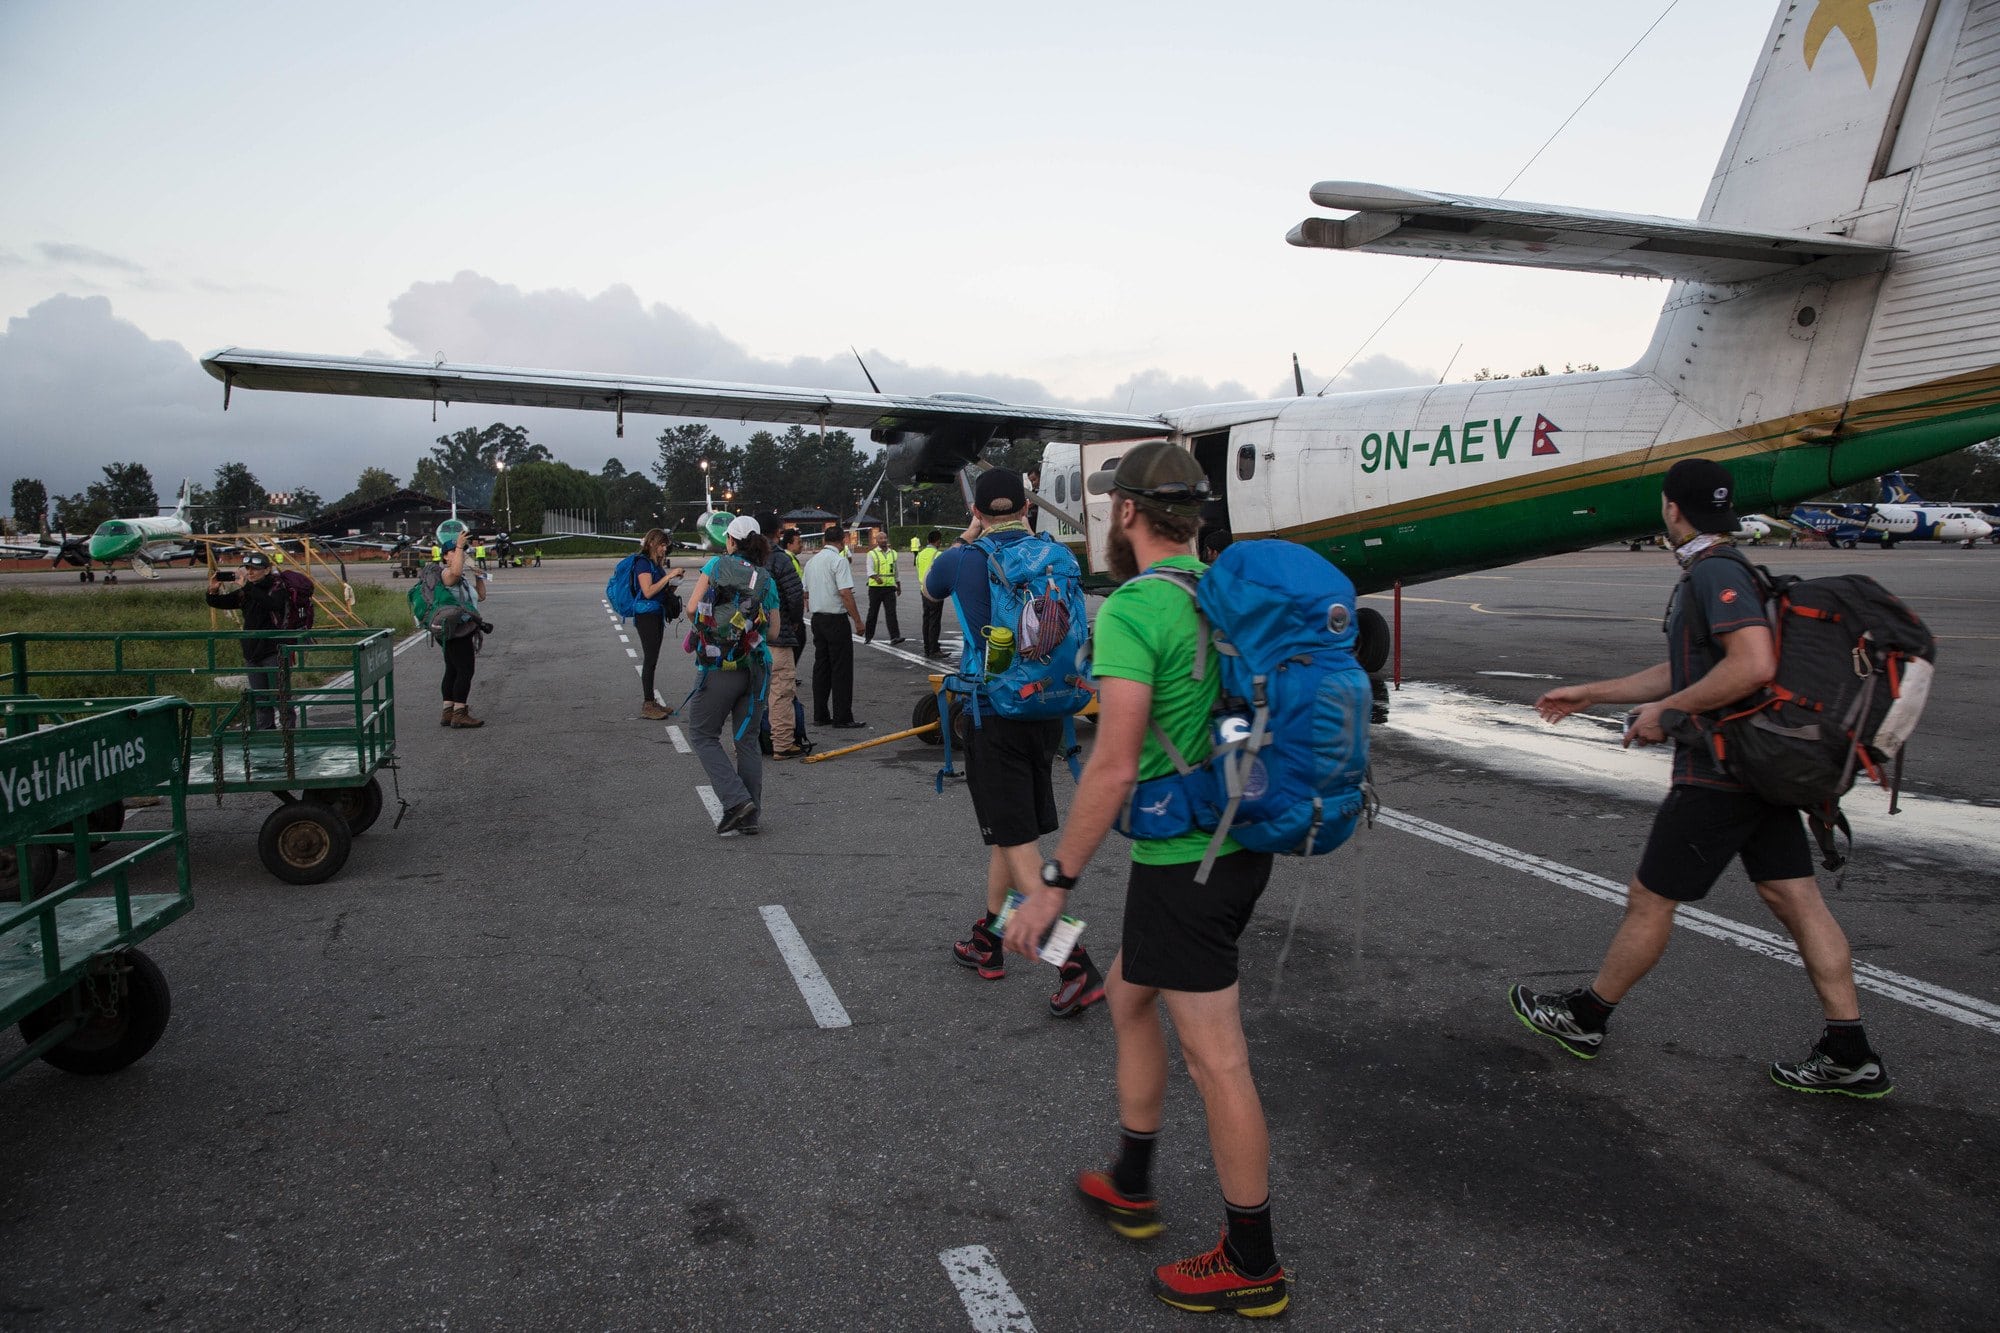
[1532,413,1562,456]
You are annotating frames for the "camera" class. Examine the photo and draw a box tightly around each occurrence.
[215,571,236,582]
[479,620,496,635]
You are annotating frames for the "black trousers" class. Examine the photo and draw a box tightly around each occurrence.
[811,612,855,724]
[865,585,900,641]
[921,598,944,656]
[441,636,476,704]
[633,611,665,701]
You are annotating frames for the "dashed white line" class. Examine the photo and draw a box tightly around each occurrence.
[938,1246,1034,1332]
[667,726,690,754]
[759,906,852,1030]
[696,783,733,833]
[856,634,947,670]
[618,633,630,643]
[1378,807,2000,1035]
[625,648,639,658]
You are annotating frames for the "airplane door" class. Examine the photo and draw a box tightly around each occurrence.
[1077,439,1147,576]
[1224,420,1280,536]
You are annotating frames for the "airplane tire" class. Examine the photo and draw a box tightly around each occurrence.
[258,802,352,885]
[17,949,172,1076]
[1355,606,1391,676]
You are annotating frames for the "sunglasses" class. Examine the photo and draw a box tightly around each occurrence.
[1118,480,1209,505]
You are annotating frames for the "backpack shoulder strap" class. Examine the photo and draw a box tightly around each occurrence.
[1124,567,1208,679]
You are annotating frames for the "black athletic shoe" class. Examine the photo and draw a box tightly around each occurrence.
[830,719,868,730]
[1508,984,1603,1059]
[717,800,757,835]
[1770,1043,1892,1098]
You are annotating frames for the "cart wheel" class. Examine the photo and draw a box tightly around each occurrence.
[912,693,943,746]
[324,777,385,835]
[258,802,352,884]
[17,949,172,1075]
[1,845,59,897]
[1355,606,1391,675]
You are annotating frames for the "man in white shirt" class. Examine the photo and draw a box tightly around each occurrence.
[804,522,866,729]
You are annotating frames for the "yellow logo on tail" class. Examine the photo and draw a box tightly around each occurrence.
[1805,0,1883,87]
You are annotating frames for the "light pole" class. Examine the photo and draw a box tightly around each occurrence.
[700,458,715,515]
[496,458,513,531]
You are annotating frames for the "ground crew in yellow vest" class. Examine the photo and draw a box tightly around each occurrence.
[915,528,947,659]
[431,543,442,561]
[474,543,488,572]
[864,527,904,644]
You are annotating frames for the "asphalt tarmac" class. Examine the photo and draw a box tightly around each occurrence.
[2,546,1995,1331]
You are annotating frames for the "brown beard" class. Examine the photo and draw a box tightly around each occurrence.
[1106,514,1139,583]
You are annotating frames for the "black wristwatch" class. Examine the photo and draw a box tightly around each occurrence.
[1041,858,1078,891]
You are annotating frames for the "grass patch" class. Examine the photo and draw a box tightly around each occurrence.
[1,587,413,731]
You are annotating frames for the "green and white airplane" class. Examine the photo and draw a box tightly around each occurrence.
[0,481,197,582]
[85,480,197,582]
[203,0,2000,635]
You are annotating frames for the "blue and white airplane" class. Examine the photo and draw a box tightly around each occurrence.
[1878,472,1999,543]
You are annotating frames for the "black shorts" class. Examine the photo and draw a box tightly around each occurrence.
[1118,850,1275,993]
[1636,784,1815,902]
[964,715,1061,847]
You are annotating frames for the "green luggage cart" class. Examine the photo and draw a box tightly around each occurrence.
[1,629,398,886]
[2,698,194,1081]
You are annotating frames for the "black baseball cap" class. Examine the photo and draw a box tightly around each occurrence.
[973,468,1026,516]
[1086,442,1210,517]
[1662,458,1739,534]
[242,552,271,568]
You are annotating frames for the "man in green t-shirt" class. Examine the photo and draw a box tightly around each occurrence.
[1004,442,1287,1318]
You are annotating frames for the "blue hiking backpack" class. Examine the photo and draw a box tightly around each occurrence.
[934,532,1093,790]
[1111,541,1374,882]
[606,553,649,620]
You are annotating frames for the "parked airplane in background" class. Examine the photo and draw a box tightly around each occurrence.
[1,483,200,582]
[204,0,2000,670]
[1878,471,2000,542]
[1789,503,1886,547]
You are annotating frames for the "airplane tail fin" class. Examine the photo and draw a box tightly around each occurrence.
[1635,0,2000,478]
[164,479,191,519]
[1880,470,1922,503]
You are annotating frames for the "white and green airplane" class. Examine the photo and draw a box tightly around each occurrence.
[203,0,2000,659]
[0,481,196,582]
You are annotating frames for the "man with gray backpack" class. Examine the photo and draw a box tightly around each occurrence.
[682,515,779,834]
[1516,458,1923,1099]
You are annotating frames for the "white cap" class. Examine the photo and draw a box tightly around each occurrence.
[726,514,762,540]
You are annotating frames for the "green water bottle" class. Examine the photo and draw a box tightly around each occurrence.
[984,626,1015,679]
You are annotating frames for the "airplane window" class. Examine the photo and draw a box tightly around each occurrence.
[1237,445,1257,481]
[1055,475,1067,505]
[1073,471,1082,499]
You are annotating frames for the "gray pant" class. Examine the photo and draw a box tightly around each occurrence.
[688,667,763,814]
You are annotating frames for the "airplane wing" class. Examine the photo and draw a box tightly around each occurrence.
[0,539,56,560]
[201,350,1167,481]
[1287,183,1895,283]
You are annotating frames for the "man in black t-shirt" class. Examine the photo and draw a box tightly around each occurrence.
[1511,459,1891,1098]
[206,552,298,729]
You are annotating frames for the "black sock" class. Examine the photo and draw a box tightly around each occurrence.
[1110,1127,1157,1198]
[1223,1197,1277,1276]
[1822,1018,1871,1064]
[980,910,1000,932]
[1569,986,1617,1032]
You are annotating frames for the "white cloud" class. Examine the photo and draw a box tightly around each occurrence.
[2,278,1441,505]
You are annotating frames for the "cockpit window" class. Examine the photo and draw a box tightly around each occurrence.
[99,521,131,536]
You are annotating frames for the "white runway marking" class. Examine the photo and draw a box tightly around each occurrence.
[667,726,690,753]
[625,648,639,658]
[1379,808,2000,1035]
[938,1246,1034,1332]
[696,783,739,838]
[618,633,630,643]
[759,906,852,1030]
[856,634,943,669]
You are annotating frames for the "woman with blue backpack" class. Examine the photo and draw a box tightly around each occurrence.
[629,528,684,721]
[682,515,779,834]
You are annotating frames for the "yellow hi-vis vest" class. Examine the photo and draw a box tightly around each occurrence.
[867,547,898,587]
[914,544,939,583]
[431,545,442,561]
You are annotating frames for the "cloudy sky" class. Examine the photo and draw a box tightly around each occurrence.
[1,0,1777,508]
